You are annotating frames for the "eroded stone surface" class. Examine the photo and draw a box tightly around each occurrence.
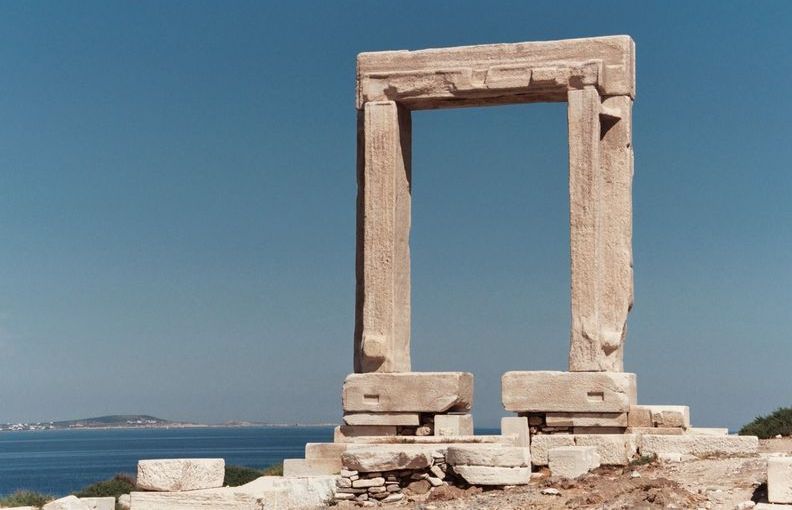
[446,445,530,467]
[638,435,758,458]
[531,435,576,466]
[549,446,600,479]
[769,456,792,504]
[434,414,473,436]
[136,459,225,492]
[341,445,434,472]
[282,458,340,476]
[357,36,636,108]
[343,413,420,426]
[79,497,115,510]
[42,497,90,510]
[334,425,397,442]
[452,465,531,486]
[502,371,636,413]
[343,372,473,412]
[546,412,628,427]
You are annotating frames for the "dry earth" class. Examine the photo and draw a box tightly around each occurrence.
[332,439,792,510]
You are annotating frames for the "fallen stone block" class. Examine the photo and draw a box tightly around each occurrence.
[343,413,420,426]
[434,414,473,436]
[687,427,728,436]
[549,446,600,479]
[501,416,529,447]
[452,465,531,485]
[769,456,792,504]
[530,434,575,466]
[546,412,627,428]
[343,372,473,412]
[282,458,340,476]
[42,497,91,510]
[638,434,758,458]
[446,445,530,467]
[502,371,637,413]
[341,445,435,472]
[131,475,334,510]
[79,497,115,510]
[136,458,225,492]
[334,425,397,442]
[573,434,637,466]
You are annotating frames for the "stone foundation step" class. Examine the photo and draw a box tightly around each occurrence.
[445,445,531,468]
[452,465,531,486]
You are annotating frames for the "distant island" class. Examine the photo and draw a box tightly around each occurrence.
[0,415,335,431]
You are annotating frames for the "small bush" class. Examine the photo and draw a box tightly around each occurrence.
[740,407,792,439]
[75,474,136,498]
[0,489,53,507]
[261,463,283,476]
[224,465,264,486]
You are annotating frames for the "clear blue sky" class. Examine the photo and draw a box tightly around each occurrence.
[0,1,790,429]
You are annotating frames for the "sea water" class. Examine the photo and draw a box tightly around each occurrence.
[0,426,333,497]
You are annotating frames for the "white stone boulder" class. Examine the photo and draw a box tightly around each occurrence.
[769,456,792,504]
[452,465,531,485]
[341,445,434,472]
[446,445,530,467]
[549,446,601,479]
[136,458,225,491]
[42,496,91,510]
[530,434,576,466]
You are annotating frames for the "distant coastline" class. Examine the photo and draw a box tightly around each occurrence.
[0,414,336,432]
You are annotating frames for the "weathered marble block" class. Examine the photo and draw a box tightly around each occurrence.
[502,371,636,413]
[434,414,473,436]
[769,456,792,504]
[136,459,225,492]
[343,413,420,426]
[549,446,600,479]
[343,372,473,413]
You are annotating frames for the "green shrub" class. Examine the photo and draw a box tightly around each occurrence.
[261,463,283,476]
[740,407,792,439]
[223,463,283,486]
[0,490,53,507]
[75,474,136,498]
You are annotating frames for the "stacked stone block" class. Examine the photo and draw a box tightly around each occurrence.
[333,446,450,505]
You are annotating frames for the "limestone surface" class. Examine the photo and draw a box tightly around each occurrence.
[638,435,758,458]
[334,425,396,442]
[502,371,637,413]
[446,445,530,468]
[78,498,115,510]
[343,413,420,426]
[549,446,600,479]
[341,445,434,472]
[434,414,473,436]
[41,497,90,510]
[452,465,531,486]
[343,372,473,412]
[769,457,792,504]
[501,417,530,448]
[136,459,224,492]
[546,412,628,428]
[282,458,339,476]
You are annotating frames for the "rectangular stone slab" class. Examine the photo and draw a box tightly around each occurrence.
[638,434,758,458]
[344,413,420,426]
[357,35,635,108]
[502,371,636,413]
[343,372,473,413]
[769,457,792,504]
[546,412,628,427]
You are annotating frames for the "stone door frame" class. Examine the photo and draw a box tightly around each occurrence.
[354,36,636,374]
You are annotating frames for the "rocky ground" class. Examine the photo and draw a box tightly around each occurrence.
[332,438,792,510]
